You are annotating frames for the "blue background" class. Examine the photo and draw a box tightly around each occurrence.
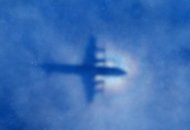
[0,0,190,130]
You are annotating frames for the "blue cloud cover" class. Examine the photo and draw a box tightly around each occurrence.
[0,0,190,130]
